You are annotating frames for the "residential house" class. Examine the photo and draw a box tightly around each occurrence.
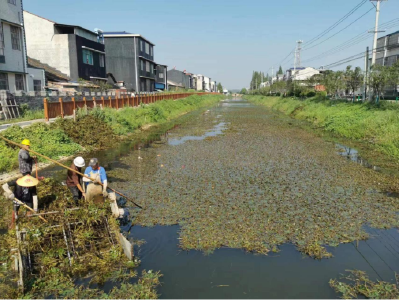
[0,0,29,93]
[104,32,162,92]
[24,11,107,83]
[210,81,217,92]
[155,64,167,91]
[167,69,190,90]
[285,67,320,82]
[203,76,211,92]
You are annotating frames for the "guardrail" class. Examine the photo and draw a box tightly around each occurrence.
[43,92,217,121]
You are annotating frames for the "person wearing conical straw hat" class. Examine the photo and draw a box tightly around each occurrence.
[2,174,39,228]
[19,139,37,176]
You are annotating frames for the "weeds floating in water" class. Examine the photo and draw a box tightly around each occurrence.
[330,270,399,299]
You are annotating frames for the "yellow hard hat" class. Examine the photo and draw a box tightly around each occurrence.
[17,175,39,187]
[21,139,31,146]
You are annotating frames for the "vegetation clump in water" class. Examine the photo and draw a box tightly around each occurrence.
[330,270,399,299]
[0,179,161,299]
[110,100,399,260]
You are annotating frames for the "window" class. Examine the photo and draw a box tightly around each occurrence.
[140,59,144,71]
[150,63,153,74]
[99,54,105,68]
[10,26,21,50]
[34,80,42,92]
[145,42,149,54]
[146,61,150,72]
[159,72,164,79]
[141,79,145,92]
[82,49,93,65]
[140,40,144,52]
[0,73,9,90]
[15,74,24,90]
[150,46,153,56]
[0,23,4,56]
[146,79,151,91]
[8,0,16,5]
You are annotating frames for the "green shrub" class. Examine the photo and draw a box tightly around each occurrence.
[307,91,316,97]
[0,123,81,172]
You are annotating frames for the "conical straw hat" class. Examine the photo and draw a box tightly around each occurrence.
[17,175,39,187]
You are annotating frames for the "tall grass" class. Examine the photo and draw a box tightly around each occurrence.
[246,95,399,160]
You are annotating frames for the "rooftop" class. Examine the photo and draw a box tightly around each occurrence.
[24,11,98,36]
[378,30,399,40]
[103,32,155,45]
[27,57,70,82]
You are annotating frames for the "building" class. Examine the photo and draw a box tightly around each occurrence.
[24,11,107,83]
[285,67,320,82]
[104,32,161,92]
[210,81,217,92]
[155,64,167,91]
[167,69,192,90]
[0,0,29,93]
[376,30,399,67]
[203,76,211,92]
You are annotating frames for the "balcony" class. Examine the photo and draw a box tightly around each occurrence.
[139,70,155,80]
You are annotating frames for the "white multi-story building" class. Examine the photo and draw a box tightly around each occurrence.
[285,67,319,81]
[0,0,28,93]
[203,76,211,92]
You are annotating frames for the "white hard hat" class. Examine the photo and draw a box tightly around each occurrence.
[74,157,85,168]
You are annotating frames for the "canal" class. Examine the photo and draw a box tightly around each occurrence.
[40,98,399,298]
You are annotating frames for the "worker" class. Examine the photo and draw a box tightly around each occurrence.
[66,157,86,205]
[83,158,108,202]
[19,139,36,176]
[2,174,39,228]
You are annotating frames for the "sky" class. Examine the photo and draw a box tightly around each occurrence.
[24,0,399,90]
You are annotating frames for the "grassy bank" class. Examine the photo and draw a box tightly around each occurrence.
[246,95,399,161]
[0,94,224,173]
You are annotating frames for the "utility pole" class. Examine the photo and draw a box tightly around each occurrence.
[364,46,369,101]
[370,0,387,65]
[293,40,303,97]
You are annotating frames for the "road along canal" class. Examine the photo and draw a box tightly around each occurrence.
[18,98,399,298]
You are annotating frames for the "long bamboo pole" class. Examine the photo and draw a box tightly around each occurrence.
[14,198,48,223]
[0,136,143,209]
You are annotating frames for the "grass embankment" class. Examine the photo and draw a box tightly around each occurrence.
[0,94,224,173]
[246,95,399,161]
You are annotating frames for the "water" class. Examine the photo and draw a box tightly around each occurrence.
[130,225,399,299]
[33,98,399,298]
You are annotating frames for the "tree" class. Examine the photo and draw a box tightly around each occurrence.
[278,66,283,75]
[240,88,247,95]
[217,83,223,93]
[323,71,345,98]
[369,64,391,101]
[345,65,364,98]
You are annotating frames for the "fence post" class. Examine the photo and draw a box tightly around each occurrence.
[93,96,97,108]
[101,96,105,108]
[116,96,119,109]
[72,97,76,112]
[43,98,49,121]
[108,96,112,108]
[59,98,64,118]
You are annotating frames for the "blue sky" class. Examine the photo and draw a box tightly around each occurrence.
[24,0,399,90]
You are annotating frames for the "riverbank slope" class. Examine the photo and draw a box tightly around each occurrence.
[0,94,224,175]
[246,95,399,166]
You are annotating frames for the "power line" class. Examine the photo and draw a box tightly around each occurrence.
[301,18,399,65]
[303,0,368,48]
[303,7,375,52]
